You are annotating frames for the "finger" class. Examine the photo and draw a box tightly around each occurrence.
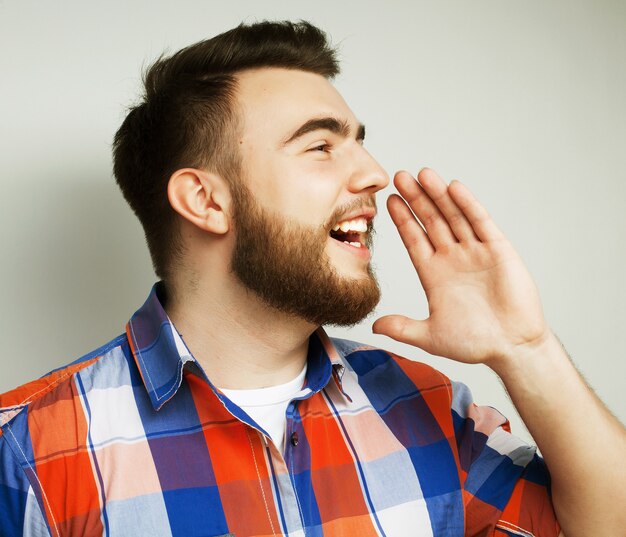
[387,194,434,268]
[372,315,431,351]
[394,170,457,248]
[416,168,478,242]
[447,180,505,242]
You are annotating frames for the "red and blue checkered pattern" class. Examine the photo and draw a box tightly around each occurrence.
[0,283,560,536]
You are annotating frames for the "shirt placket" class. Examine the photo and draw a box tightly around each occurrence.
[209,387,306,537]
[261,399,308,537]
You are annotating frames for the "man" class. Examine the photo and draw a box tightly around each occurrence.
[0,20,623,537]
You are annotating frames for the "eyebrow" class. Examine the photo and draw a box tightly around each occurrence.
[281,117,366,146]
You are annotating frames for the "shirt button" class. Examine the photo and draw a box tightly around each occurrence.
[290,432,299,446]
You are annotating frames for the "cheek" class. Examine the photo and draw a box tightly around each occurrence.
[281,178,340,224]
[252,160,342,222]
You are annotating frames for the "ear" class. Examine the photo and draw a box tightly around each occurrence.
[167,168,232,235]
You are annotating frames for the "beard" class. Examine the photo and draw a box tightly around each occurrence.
[229,182,381,327]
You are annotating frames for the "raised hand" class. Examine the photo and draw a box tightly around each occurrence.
[372,168,551,367]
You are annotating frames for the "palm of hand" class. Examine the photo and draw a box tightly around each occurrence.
[373,169,548,366]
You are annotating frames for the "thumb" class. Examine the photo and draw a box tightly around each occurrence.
[372,315,431,350]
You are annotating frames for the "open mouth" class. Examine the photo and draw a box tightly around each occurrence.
[328,216,369,249]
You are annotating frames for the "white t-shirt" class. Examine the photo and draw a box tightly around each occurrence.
[219,364,308,450]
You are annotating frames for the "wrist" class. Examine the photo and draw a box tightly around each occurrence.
[489,329,564,382]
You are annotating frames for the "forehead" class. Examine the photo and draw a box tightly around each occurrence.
[234,68,358,138]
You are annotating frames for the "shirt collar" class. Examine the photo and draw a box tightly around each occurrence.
[126,282,350,411]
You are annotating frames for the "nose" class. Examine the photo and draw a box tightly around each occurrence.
[347,145,390,194]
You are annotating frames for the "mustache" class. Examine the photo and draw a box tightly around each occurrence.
[326,197,377,230]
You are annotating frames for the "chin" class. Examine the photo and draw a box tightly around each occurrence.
[335,267,373,283]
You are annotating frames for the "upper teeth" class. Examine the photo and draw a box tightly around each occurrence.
[332,217,368,233]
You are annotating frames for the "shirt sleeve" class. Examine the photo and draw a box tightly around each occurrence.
[450,381,561,537]
[0,425,50,537]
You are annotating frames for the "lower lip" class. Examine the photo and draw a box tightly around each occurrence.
[329,237,371,260]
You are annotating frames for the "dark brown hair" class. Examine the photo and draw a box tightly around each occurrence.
[112,20,339,282]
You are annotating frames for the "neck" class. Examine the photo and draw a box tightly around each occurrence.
[164,274,317,390]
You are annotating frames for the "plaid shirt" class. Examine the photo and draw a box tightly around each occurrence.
[0,283,560,537]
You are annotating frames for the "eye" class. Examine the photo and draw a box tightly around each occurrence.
[309,143,331,153]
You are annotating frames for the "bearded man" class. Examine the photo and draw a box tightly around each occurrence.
[0,20,623,537]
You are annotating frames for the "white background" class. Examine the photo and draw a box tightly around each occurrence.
[1,0,624,446]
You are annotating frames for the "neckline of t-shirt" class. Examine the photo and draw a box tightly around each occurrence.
[219,363,308,407]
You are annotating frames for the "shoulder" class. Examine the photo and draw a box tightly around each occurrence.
[0,333,130,432]
[331,338,452,387]
[0,334,135,535]
[329,335,454,403]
